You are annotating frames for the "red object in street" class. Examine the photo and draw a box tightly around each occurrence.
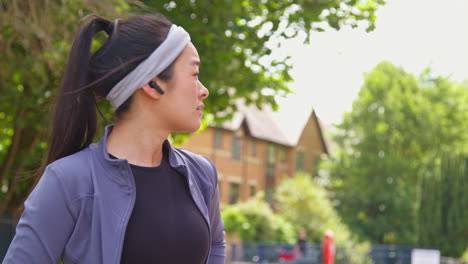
[278,248,295,261]
[322,230,335,264]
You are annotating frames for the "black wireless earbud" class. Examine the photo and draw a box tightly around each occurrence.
[148,81,165,95]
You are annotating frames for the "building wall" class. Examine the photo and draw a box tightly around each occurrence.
[294,112,327,176]
[181,113,326,205]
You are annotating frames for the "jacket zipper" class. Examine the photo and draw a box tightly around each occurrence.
[115,164,137,264]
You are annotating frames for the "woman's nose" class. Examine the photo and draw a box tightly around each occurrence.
[199,81,209,99]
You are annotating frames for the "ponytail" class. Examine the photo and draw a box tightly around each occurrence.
[18,16,114,216]
[46,16,112,165]
[34,13,174,173]
[19,14,174,216]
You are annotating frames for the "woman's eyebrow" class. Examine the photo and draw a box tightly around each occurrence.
[191,59,201,66]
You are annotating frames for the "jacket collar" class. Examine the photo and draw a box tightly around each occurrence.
[91,125,186,169]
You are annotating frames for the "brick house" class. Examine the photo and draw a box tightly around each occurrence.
[181,102,329,205]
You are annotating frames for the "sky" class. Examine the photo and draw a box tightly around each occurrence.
[271,0,468,131]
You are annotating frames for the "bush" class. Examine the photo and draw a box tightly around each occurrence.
[461,247,468,262]
[222,192,295,244]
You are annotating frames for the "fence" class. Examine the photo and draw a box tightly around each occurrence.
[0,215,15,261]
[441,257,468,264]
[2,217,465,264]
[228,242,441,264]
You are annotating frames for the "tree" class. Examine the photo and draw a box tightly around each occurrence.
[418,153,468,258]
[0,0,385,214]
[139,0,386,121]
[0,0,127,214]
[326,61,468,245]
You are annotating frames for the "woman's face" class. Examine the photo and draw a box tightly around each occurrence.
[157,42,209,133]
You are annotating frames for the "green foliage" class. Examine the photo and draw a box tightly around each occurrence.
[0,0,385,213]
[221,206,253,239]
[221,192,295,244]
[0,0,127,214]
[275,173,370,264]
[462,248,468,262]
[138,0,386,124]
[325,61,468,249]
[418,153,468,258]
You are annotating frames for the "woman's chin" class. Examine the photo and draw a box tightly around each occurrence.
[174,122,201,133]
[189,122,202,133]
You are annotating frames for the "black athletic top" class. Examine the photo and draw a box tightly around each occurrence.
[112,144,210,264]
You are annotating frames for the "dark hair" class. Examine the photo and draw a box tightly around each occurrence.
[46,14,175,166]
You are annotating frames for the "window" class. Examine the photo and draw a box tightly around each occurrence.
[251,139,257,156]
[214,129,223,148]
[266,145,275,176]
[250,185,256,197]
[231,136,242,160]
[267,144,275,163]
[279,148,286,163]
[296,150,304,171]
[265,144,275,176]
[218,181,223,198]
[266,163,275,177]
[265,185,274,205]
[312,153,322,176]
[229,183,240,204]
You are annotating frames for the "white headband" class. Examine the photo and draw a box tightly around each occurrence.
[106,24,191,109]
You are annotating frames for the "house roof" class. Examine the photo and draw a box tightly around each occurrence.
[270,104,330,154]
[220,101,293,146]
[213,99,330,153]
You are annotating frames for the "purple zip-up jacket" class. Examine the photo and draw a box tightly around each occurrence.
[3,126,226,264]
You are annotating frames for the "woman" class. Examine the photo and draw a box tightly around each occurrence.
[3,14,225,264]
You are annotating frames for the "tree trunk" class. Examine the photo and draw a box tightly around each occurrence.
[0,134,40,213]
[0,109,25,186]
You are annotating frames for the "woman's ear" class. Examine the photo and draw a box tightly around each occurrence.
[141,82,164,100]
[140,76,170,102]
[148,81,165,95]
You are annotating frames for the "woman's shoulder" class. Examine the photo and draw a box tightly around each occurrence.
[173,147,217,182]
[48,147,94,175]
[45,147,95,194]
[173,147,215,169]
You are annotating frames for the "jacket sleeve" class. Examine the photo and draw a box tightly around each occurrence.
[3,165,76,264]
[204,158,226,264]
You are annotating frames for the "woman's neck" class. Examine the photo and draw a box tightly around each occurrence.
[106,120,169,167]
